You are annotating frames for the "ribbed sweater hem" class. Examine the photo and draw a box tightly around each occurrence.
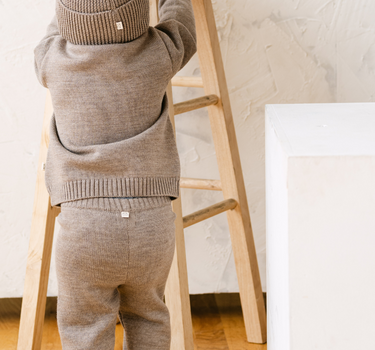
[48,176,180,207]
[60,196,172,212]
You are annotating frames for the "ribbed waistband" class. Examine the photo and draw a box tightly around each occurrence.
[49,177,180,207]
[60,196,172,212]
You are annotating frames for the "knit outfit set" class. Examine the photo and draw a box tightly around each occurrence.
[33,0,197,348]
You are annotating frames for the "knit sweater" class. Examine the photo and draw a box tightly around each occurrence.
[34,0,197,207]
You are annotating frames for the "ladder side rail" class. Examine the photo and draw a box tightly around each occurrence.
[191,0,267,343]
[17,91,58,350]
[164,82,195,350]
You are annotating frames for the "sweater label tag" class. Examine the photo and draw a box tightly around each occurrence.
[116,22,124,30]
[121,211,129,218]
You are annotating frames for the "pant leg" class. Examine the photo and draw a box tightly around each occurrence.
[55,196,175,350]
[55,205,127,350]
[118,202,176,350]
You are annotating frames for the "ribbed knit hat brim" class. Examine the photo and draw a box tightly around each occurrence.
[56,0,150,45]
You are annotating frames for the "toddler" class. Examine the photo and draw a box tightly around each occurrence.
[33,0,197,349]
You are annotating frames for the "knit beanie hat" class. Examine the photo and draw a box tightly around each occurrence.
[56,0,150,45]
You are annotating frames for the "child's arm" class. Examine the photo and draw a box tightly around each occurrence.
[34,15,60,88]
[155,0,197,77]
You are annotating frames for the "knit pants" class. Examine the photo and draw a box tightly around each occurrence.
[55,196,176,350]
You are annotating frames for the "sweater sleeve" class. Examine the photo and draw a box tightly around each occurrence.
[154,0,197,77]
[34,15,60,88]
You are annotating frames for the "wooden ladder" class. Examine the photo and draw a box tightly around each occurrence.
[17,0,266,349]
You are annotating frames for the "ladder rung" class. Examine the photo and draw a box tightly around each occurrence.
[173,94,219,115]
[172,76,204,88]
[183,198,238,229]
[180,177,222,191]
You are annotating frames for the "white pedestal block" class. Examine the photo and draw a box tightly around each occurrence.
[265,103,375,350]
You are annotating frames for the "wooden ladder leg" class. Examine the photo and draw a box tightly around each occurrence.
[165,197,195,350]
[164,83,195,350]
[191,0,267,343]
[17,91,59,350]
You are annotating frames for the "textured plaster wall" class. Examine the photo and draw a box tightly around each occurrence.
[1,0,375,297]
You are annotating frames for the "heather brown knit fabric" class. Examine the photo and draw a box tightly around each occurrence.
[55,196,176,349]
[56,0,150,45]
[34,0,197,207]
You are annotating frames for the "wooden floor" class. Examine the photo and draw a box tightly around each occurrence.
[0,293,267,350]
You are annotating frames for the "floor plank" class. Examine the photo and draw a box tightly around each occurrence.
[215,294,267,350]
[0,294,267,350]
[191,294,230,350]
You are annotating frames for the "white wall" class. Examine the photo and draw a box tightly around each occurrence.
[1,0,375,297]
